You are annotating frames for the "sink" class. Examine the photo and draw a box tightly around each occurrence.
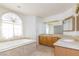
[62,39,75,42]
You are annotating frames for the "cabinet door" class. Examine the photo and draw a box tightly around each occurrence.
[47,37,58,46]
[66,48,79,56]
[54,46,79,56]
[46,36,52,46]
[54,46,66,56]
[39,36,47,45]
[51,37,58,43]
[39,36,59,46]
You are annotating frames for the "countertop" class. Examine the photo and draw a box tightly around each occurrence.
[39,34,63,38]
[54,38,79,50]
[40,34,79,41]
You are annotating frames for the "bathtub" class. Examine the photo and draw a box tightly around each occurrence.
[0,39,36,56]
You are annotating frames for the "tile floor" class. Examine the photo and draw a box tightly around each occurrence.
[29,44,54,56]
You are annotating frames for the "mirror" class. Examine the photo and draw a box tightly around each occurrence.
[63,16,75,31]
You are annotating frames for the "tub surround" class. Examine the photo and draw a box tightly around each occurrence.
[0,36,33,42]
[0,39,36,53]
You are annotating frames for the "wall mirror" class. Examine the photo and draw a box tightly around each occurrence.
[63,16,75,32]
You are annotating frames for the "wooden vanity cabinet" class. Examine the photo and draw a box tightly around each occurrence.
[54,46,79,56]
[39,35,59,47]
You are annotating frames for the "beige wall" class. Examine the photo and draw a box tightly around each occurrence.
[44,5,79,36]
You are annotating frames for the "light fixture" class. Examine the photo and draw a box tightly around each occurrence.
[75,4,79,14]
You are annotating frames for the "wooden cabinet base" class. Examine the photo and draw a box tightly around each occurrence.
[54,46,79,56]
[39,35,59,47]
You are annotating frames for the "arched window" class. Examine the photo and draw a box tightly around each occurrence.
[1,12,22,39]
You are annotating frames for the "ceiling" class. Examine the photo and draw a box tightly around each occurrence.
[0,3,76,17]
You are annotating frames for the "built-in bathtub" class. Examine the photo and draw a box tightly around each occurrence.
[0,39,36,56]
